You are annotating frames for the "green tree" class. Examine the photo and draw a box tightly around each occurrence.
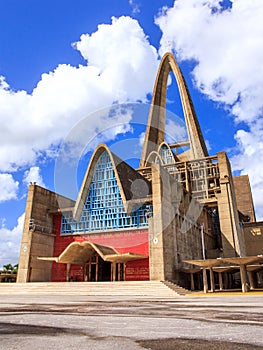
[2,263,18,274]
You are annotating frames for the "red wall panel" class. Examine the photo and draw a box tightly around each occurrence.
[51,214,149,282]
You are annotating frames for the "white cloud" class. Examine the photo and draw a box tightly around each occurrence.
[165,118,187,144]
[139,132,145,147]
[0,16,159,173]
[156,0,263,218]
[129,0,141,14]
[0,173,19,202]
[74,16,158,101]
[0,213,24,268]
[231,123,263,221]
[23,167,45,187]
[156,0,263,123]
[0,16,160,259]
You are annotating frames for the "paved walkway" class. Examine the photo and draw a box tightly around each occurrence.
[0,290,263,349]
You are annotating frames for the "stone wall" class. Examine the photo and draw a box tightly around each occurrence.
[217,152,246,257]
[233,175,256,222]
[149,164,203,282]
[17,185,74,282]
[243,222,263,256]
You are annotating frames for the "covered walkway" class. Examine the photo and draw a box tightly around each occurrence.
[184,255,263,293]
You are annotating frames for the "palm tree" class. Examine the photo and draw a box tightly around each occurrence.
[2,263,18,274]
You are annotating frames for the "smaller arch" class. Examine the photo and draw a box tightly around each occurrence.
[146,150,164,166]
[158,142,178,165]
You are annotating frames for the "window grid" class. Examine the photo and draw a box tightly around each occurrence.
[159,144,175,165]
[61,151,151,234]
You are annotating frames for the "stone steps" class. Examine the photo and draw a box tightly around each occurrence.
[162,280,189,295]
[0,280,188,297]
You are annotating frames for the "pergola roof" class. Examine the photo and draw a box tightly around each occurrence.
[38,241,148,265]
[184,255,263,269]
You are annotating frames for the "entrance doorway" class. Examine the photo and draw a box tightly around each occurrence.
[85,253,124,281]
[85,254,111,281]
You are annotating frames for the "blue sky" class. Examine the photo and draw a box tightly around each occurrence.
[0,0,263,267]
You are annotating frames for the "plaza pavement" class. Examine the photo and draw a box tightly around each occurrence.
[0,283,263,349]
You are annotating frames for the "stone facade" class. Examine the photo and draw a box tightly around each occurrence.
[17,186,74,282]
[243,222,263,256]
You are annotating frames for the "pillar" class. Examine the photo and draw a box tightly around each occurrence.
[209,268,215,292]
[247,271,255,290]
[66,263,71,282]
[112,263,116,281]
[203,268,208,294]
[218,272,224,291]
[217,152,246,257]
[240,265,249,293]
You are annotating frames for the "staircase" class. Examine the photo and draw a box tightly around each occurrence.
[0,281,188,298]
[162,280,189,295]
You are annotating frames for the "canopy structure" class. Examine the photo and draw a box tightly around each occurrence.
[183,255,263,293]
[38,241,148,265]
[184,255,263,268]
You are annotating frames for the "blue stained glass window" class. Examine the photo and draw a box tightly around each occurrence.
[61,151,151,234]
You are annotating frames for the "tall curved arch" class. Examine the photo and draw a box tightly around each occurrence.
[140,52,208,167]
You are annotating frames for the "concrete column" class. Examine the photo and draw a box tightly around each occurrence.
[218,272,224,291]
[217,152,246,257]
[149,165,174,281]
[96,264,98,282]
[190,273,195,291]
[209,268,215,292]
[240,264,249,293]
[247,271,255,290]
[112,263,116,282]
[203,268,208,294]
[66,263,71,282]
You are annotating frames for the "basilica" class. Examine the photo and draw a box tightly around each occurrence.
[17,53,263,292]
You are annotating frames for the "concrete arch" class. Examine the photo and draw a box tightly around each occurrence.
[146,150,164,166]
[140,52,208,167]
[158,141,178,164]
[157,141,171,152]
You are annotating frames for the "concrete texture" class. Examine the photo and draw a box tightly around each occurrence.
[0,290,263,350]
